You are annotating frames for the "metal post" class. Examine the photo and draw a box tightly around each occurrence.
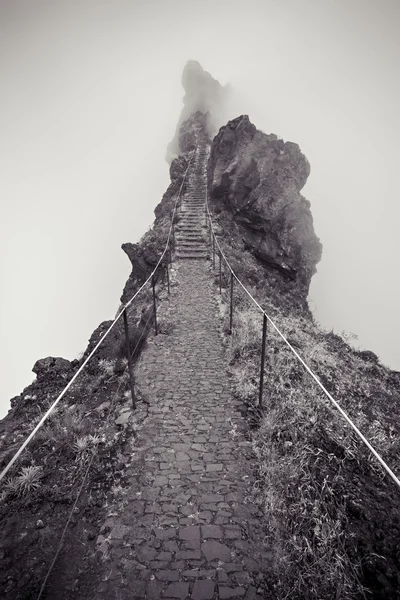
[152,275,158,335]
[219,251,222,294]
[171,221,176,256]
[229,272,234,334]
[212,236,215,269]
[122,308,136,410]
[166,261,170,294]
[259,314,268,408]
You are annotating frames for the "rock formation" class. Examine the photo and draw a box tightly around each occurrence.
[208,114,322,295]
[166,61,230,162]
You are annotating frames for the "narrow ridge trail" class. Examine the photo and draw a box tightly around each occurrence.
[95,149,267,600]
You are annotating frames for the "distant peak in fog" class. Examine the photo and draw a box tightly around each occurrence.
[166,60,231,162]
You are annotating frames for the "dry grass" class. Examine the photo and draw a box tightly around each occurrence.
[213,243,400,599]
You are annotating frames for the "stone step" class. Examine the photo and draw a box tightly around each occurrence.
[176,223,204,229]
[178,219,204,224]
[180,213,204,218]
[176,241,207,249]
[180,213,204,219]
[175,253,209,260]
[178,226,205,231]
[176,239,206,246]
[179,220,204,226]
[177,233,205,239]
[178,223,204,229]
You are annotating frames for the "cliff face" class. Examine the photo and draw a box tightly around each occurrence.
[208,115,322,295]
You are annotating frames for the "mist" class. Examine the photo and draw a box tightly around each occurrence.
[1,0,399,418]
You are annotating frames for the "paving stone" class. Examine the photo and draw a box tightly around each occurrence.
[163,582,190,599]
[191,579,216,600]
[150,561,170,569]
[176,550,202,560]
[221,563,244,573]
[201,525,223,539]
[219,588,246,599]
[154,476,169,486]
[147,581,165,597]
[201,541,231,562]
[180,518,194,526]
[156,551,173,561]
[198,511,213,521]
[179,526,200,542]
[206,463,223,472]
[199,494,224,504]
[126,579,147,597]
[176,452,190,461]
[156,570,180,581]
[163,541,179,552]
[154,528,177,540]
[137,547,157,562]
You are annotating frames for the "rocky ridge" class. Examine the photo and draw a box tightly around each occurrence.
[208,115,322,296]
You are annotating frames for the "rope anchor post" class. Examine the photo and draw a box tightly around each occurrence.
[229,272,234,334]
[122,308,136,410]
[219,250,222,294]
[166,258,170,295]
[259,314,268,408]
[212,235,216,269]
[152,274,158,335]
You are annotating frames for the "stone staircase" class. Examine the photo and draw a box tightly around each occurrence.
[175,149,209,261]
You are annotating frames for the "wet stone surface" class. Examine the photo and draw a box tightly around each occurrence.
[96,180,267,598]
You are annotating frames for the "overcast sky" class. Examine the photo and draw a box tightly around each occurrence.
[1,0,399,418]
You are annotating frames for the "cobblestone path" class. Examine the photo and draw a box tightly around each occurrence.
[95,146,267,599]
[95,260,267,599]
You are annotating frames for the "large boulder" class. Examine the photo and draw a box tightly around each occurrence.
[208,115,322,293]
[32,357,72,379]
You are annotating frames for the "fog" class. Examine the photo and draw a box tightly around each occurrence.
[1,0,399,417]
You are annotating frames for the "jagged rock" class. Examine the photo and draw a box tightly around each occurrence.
[32,356,72,379]
[166,61,229,161]
[179,111,211,154]
[121,243,153,281]
[208,115,322,294]
[170,155,189,182]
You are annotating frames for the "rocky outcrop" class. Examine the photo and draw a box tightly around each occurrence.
[166,61,230,162]
[32,357,72,379]
[178,111,212,155]
[208,115,322,294]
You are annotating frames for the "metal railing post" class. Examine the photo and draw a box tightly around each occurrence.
[152,275,158,335]
[219,251,222,294]
[212,236,215,269]
[166,260,170,295]
[259,314,268,408]
[122,308,136,410]
[229,272,234,334]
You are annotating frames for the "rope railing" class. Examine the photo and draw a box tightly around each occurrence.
[203,150,400,491]
[0,150,196,483]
